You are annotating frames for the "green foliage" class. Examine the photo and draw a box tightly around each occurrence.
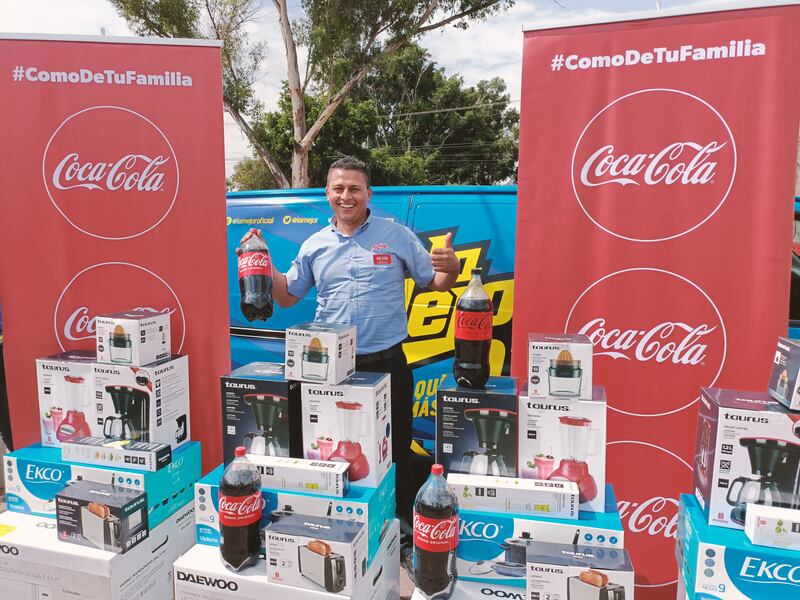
[109,0,200,38]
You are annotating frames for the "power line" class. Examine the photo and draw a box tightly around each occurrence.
[374,99,519,119]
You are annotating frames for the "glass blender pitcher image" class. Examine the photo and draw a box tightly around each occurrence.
[56,375,92,442]
[329,400,370,481]
[547,350,584,397]
[459,408,516,477]
[242,393,289,456]
[549,415,600,503]
[302,337,329,380]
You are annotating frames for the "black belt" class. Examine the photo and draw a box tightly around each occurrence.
[356,342,404,366]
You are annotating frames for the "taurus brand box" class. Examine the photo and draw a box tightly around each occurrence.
[95,310,171,367]
[285,322,356,385]
[61,436,172,471]
[5,441,200,528]
[744,503,800,550]
[456,485,623,588]
[266,514,367,596]
[518,385,607,513]
[692,388,800,531]
[436,375,518,478]
[0,501,194,600]
[221,362,302,465]
[92,354,190,450]
[248,455,350,497]
[447,473,578,519]
[302,372,392,489]
[36,350,97,448]
[195,464,395,564]
[526,542,635,600]
[527,333,593,399]
[768,336,800,410]
[175,519,400,600]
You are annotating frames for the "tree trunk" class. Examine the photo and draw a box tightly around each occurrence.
[224,101,290,189]
[292,147,310,188]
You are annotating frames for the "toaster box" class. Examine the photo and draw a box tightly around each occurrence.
[526,541,635,600]
[61,436,172,471]
[436,375,518,478]
[92,354,190,450]
[692,388,800,531]
[266,514,367,596]
[518,385,607,513]
[744,503,800,550]
[302,372,392,488]
[285,322,356,385]
[0,501,194,600]
[527,333,593,399]
[95,310,171,367]
[249,454,350,497]
[5,441,201,528]
[221,362,302,465]
[768,336,800,410]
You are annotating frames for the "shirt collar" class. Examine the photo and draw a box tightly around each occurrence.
[329,209,373,237]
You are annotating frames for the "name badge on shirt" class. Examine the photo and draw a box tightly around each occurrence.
[373,253,392,265]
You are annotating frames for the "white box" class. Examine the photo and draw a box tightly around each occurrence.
[266,514,367,596]
[302,372,391,488]
[285,322,356,385]
[0,501,194,600]
[249,455,350,497]
[517,385,607,512]
[95,310,171,367]
[745,503,800,550]
[92,354,190,449]
[446,473,579,519]
[61,436,173,471]
[527,333,593,399]
[768,336,800,410]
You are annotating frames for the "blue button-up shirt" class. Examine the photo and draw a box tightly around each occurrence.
[286,211,435,354]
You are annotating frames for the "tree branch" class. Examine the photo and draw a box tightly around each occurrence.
[418,0,500,33]
[225,100,290,188]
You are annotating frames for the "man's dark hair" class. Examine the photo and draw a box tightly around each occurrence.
[328,156,371,189]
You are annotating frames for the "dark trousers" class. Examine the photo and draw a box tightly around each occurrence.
[0,344,11,451]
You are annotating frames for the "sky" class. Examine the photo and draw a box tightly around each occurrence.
[1,0,725,176]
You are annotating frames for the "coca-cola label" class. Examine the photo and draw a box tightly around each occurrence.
[238,251,271,279]
[413,512,458,552]
[455,309,493,341]
[219,492,262,527]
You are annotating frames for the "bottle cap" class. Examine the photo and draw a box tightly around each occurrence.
[235,446,247,457]
[471,268,482,275]
[432,464,444,475]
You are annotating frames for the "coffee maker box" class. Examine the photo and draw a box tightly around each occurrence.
[266,514,367,596]
[221,362,302,465]
[692,388,800,531]
[0,501,194,600]
[744,503,800,550]
[36,350,97,448]
[768,336,800,410]
[248,455,350,497]
[302,372,392,489]
[436,375,519,478]
[95,310,171,367]
[5,441,201,528]
[517,385,607,513]
[285,322,356,385]
[61,436,173,472]
[92,354,190,450]
[527,333,593,399]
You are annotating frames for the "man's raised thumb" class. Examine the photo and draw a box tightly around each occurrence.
[444,232,453,249]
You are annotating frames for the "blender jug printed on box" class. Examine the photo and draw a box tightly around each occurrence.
[95,311,171,367]
[36,351,97,447]
[285,322,356,385]
[527,334,593,399]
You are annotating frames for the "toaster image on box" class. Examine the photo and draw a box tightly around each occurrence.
[80,506,124,552]
[568,570,627,600]
[298,539,347,593]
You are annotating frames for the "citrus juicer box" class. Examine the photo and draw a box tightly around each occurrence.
[95,310,171,366]
[527,333,593,399]
[285,322,356,384]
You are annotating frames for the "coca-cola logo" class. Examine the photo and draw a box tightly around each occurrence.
[53,262,185,352]
[571,89,736,242]
[219,493,263,517]
[43,106,179,240]
[238,253,270,269]
[414,514,458,551]
[566,268,726,417]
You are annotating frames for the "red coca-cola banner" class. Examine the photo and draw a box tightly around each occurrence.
[0,35,230,469]
[515,4,800,598]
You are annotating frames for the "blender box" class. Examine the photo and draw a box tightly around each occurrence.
[61,436,172,471]
[456,484,623,588]
[436,375,519,478]
[301,372,392,489]
[92,354,190,450]
[692,387,800,531]
[517,385,607,513]
[265,514,367,596]
[36,350,97,448]
[175,519,400,600]
[95,310,171,367]
[744,503,800,550]
[0,501,194,600]
[526,542,635,600]
[285,322,356,385]
[527,333,593,399]
[195,463,396,564]
[447,473,579,519]
[56,479,149,554]
[768,336,800,410]
[248,454,350,497]
[221,361,302,465]
[5,441,200,528]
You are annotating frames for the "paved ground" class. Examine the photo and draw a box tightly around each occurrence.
[400,564,415,599]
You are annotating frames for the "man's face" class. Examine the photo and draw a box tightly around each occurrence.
[326,168,371,230]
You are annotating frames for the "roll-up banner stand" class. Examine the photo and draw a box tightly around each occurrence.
[0,34,230,469]
[515,2,800,597]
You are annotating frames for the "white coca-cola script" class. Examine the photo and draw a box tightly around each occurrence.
[219,493,263,526]
[52,152,170,192]
[414,513,458,552]
[617,496,679,540]
[238,253,270,270]
[63,306,173,342]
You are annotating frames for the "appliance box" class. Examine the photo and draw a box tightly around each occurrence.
[248,454,350,497]
[95,310,171,367]
[768,336,800,410]
[744,503,800,550]
[61,436,172,471]
[220,361,302,465]
[527,333,593,400]
[5,441,201,529]
[692,387,800,531]
[265,514,367,596]
[302,372,392,489]
[435,375,519,478]
[285,322,356,385]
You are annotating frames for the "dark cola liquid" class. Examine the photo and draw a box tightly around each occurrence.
[453,297,492,389]
[219,457,262,571]
[414,471,458,598]
[239,273,274,321]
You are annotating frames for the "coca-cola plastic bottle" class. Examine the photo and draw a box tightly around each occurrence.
[237,228,274,322]
[219,446,262,571]
[413,463,459,599]
[453,268,493,388]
